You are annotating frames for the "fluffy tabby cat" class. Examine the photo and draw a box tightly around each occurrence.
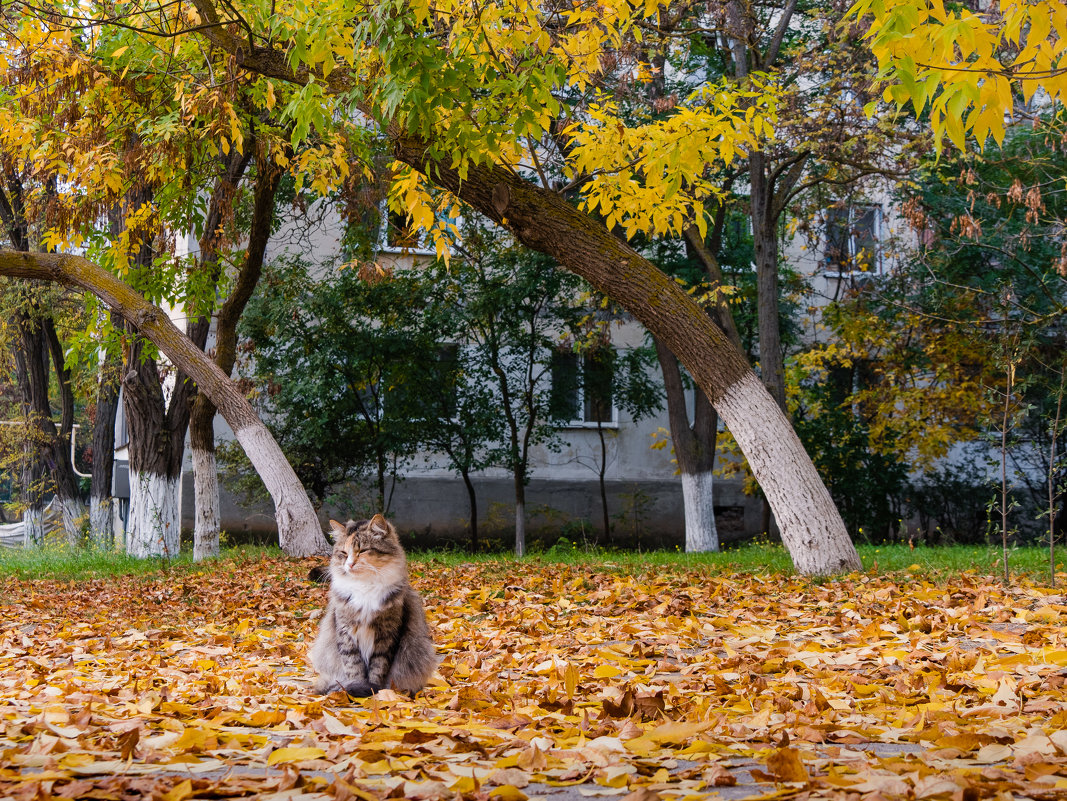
[309,514,437,697]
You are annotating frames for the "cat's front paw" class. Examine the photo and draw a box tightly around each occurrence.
[344,682,378,698]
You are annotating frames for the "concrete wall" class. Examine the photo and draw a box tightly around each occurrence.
[180,470,763,547]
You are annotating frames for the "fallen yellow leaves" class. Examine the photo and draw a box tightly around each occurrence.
[0,558,1066,800]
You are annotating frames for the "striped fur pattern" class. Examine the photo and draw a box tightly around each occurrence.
[309,514,438,696]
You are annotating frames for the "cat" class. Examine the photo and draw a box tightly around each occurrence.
[309,514,438,697]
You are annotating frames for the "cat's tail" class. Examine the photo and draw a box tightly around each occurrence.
[307,564,331,584]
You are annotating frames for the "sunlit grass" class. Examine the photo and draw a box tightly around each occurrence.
[1,539,1063,585]
[0,544,279,581]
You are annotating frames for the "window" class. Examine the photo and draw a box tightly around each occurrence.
[824,205,881,274]
[380,205,435,255]
[430,344,460,420]
[549,348,615,426]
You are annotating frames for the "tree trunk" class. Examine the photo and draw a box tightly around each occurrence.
[21,456,45,547]
[461,468,479,551]
[186,146,259,561]
[190,401,221,561]
[750,151,788,412]
[513,470,526,557]
[393,140,860,575]
[121,336,186,558]
[596,422,611,542]
[654,337,720,552]
[44,316,87,543]
[127,470,181,557]
[15,309,85,545]
[0,249,331,557]
[12,317,47,546]
[89,319,121,548]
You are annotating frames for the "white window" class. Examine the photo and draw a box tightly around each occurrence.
[379,204,436,256]
[549,348,616,427]
[824,205,881,274]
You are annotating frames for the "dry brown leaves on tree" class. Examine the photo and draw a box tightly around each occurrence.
[1,557,1066,801]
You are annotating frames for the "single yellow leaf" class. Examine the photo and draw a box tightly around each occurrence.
[490,786,528,801]
[266,746,326,765]
[162,780,193,801]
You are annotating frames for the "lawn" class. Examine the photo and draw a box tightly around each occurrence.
[0,548,1065,800]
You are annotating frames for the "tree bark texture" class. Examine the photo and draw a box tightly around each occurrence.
[654,337,720,552]
[750,151,787,413]
[89,314,121,547]
[121,332,188,557]
[187,146,254,561]
[394,139,860,575]
[0,249,331,556]
[191,446,220,561]
[127,471,180,557]
[15,310,84,545]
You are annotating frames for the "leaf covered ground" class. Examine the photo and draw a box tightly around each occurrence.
[1,556,1066,801]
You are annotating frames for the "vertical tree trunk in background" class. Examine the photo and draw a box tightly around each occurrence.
[461,469,479,551]
[595,422,611,542]
[15,310,85,545]
[189,401,220,561]
[44,317,86,541]
[89,322,121,547]
[654,338,720,552]
[750,152,788,412]
[187,147,253,561]
[513,472,526,557]
[11,316,47,546]
[122,335,186,558]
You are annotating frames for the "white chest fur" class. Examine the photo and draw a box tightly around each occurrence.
[329,562,407,665]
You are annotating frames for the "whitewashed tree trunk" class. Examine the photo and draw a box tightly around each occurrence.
[23,506,44,548]
[127,470,180,558]
[89,497,113,548]
[715,370,858,574]
[59,498,85,546]
[231,423,328,555]
[192,446,220,561]
[388,142,860,575]
[681,470,719,552]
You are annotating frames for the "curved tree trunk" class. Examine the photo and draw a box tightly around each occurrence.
[393,139,860,575]
[179,1,857,575]
[0,249,331,557]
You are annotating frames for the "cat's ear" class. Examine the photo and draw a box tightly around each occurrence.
[328,519,347,541]
[368,514,390,537]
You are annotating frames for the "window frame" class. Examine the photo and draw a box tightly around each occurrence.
[823,203,883,277]
[549,348,619,429]
[378,203,437,257]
